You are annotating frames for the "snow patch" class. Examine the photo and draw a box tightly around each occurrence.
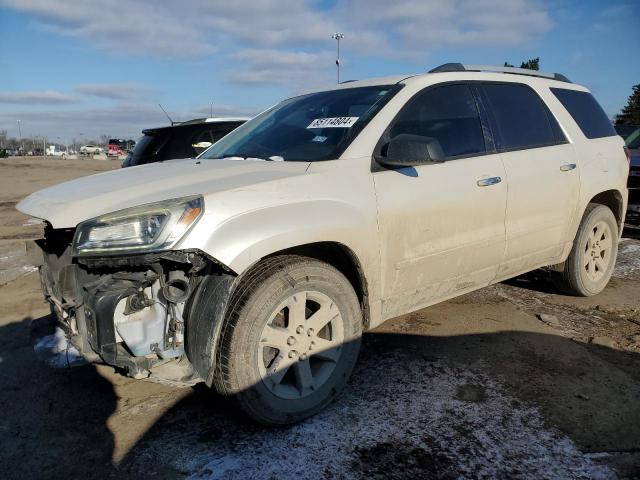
[614,239,640,277]
[129,350,614,479]
[33,327,86,368]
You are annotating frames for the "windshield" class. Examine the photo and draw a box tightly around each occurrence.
[200,85,399,162]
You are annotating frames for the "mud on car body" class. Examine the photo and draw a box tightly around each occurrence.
[18,64,629,425]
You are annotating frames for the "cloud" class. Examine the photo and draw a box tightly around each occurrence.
[75,84,152,100]
[1,0,215,57]
[227,49,335,90]
[0,103,261,141]
[1,0,552,61]
[340,0,552,49]
[0,90,78,104]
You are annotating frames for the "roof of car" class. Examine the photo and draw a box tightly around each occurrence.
[316,64,587,93]
[141,117,250,135]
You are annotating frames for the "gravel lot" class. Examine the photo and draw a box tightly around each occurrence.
[1,156,639,479]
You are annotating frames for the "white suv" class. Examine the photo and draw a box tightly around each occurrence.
[79,144,103,155]
[18,64,629,425]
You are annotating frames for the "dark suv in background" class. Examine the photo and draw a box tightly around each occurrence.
[122,117,248,167]
[625,127,640,226]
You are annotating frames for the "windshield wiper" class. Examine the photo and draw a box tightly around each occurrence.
[222,154,284,162]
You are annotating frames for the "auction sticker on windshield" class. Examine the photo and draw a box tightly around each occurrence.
[307,117,359,129]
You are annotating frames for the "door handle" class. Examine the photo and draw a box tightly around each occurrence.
[560,163,576,171]
[477,176,502,187]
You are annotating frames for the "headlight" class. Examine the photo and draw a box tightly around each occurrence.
[73,196,203,256]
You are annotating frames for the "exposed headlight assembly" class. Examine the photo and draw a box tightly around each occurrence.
[73,196,203,256]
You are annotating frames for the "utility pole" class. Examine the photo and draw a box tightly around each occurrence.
[332,32,344,84]
[16,120,22,157]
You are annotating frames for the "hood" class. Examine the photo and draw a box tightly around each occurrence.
[17,158,310,228]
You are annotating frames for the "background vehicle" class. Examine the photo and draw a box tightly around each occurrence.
[17,65,628,425]
[626,127,640,225]
[121,117,248,168]
[615,124,640,140]
[107,138,135,157]
[79,144,103,155]
[46,145,67,157]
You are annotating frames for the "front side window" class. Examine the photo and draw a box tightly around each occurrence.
[482,83,565,151]
[378,84,486,161]
[200,86,399,162]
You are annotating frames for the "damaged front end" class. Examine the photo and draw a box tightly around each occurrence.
[32,222,235,386]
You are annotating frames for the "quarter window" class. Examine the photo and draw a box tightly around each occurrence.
[482,83,565,151]
[550,88,616,139]
[380,84,486,161]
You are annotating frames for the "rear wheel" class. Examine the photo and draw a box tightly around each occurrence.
[554,204,618,296]
[213,256,362,425]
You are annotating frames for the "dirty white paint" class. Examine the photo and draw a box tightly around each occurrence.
[130,354,614,479]
[33,327,85,368]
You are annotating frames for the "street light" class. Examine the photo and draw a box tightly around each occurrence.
[16,120,23,156]
[332,32,344,84]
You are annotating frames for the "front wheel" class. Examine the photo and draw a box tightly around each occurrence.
[213,256,362,425]
[554,203,619,296]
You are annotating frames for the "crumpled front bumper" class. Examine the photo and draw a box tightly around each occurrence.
[32,223,206,380]
[35,240,161,376]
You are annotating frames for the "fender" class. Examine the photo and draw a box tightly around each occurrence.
[185,199,377,277]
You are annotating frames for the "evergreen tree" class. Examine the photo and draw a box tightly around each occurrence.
[615,84,640,126]
[504,58,540,71]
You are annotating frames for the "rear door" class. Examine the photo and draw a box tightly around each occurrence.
[479,83,580,279]
[373,83,507,319]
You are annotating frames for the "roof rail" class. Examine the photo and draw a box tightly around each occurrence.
[428,63,571,83]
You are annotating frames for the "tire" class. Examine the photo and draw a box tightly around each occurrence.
[554,203,619,296]
[213,255,362,425]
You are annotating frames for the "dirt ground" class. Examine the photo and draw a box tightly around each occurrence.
[1,156,640,479]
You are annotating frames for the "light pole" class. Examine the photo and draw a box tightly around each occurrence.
[332,32,344,84]
[16,120,22,156]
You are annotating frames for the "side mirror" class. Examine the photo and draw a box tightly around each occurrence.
[377,134,445,168]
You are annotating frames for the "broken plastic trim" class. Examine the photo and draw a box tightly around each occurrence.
[76,248,233,274]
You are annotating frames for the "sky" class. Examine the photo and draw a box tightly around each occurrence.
[0,0,638,143]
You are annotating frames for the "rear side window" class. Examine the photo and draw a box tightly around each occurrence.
[482,83,565,151]
[550,88,616,139]
[381,84,486,160]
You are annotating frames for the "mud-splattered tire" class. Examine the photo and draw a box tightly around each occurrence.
[213,255,362,425]
[554,204,618,296]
